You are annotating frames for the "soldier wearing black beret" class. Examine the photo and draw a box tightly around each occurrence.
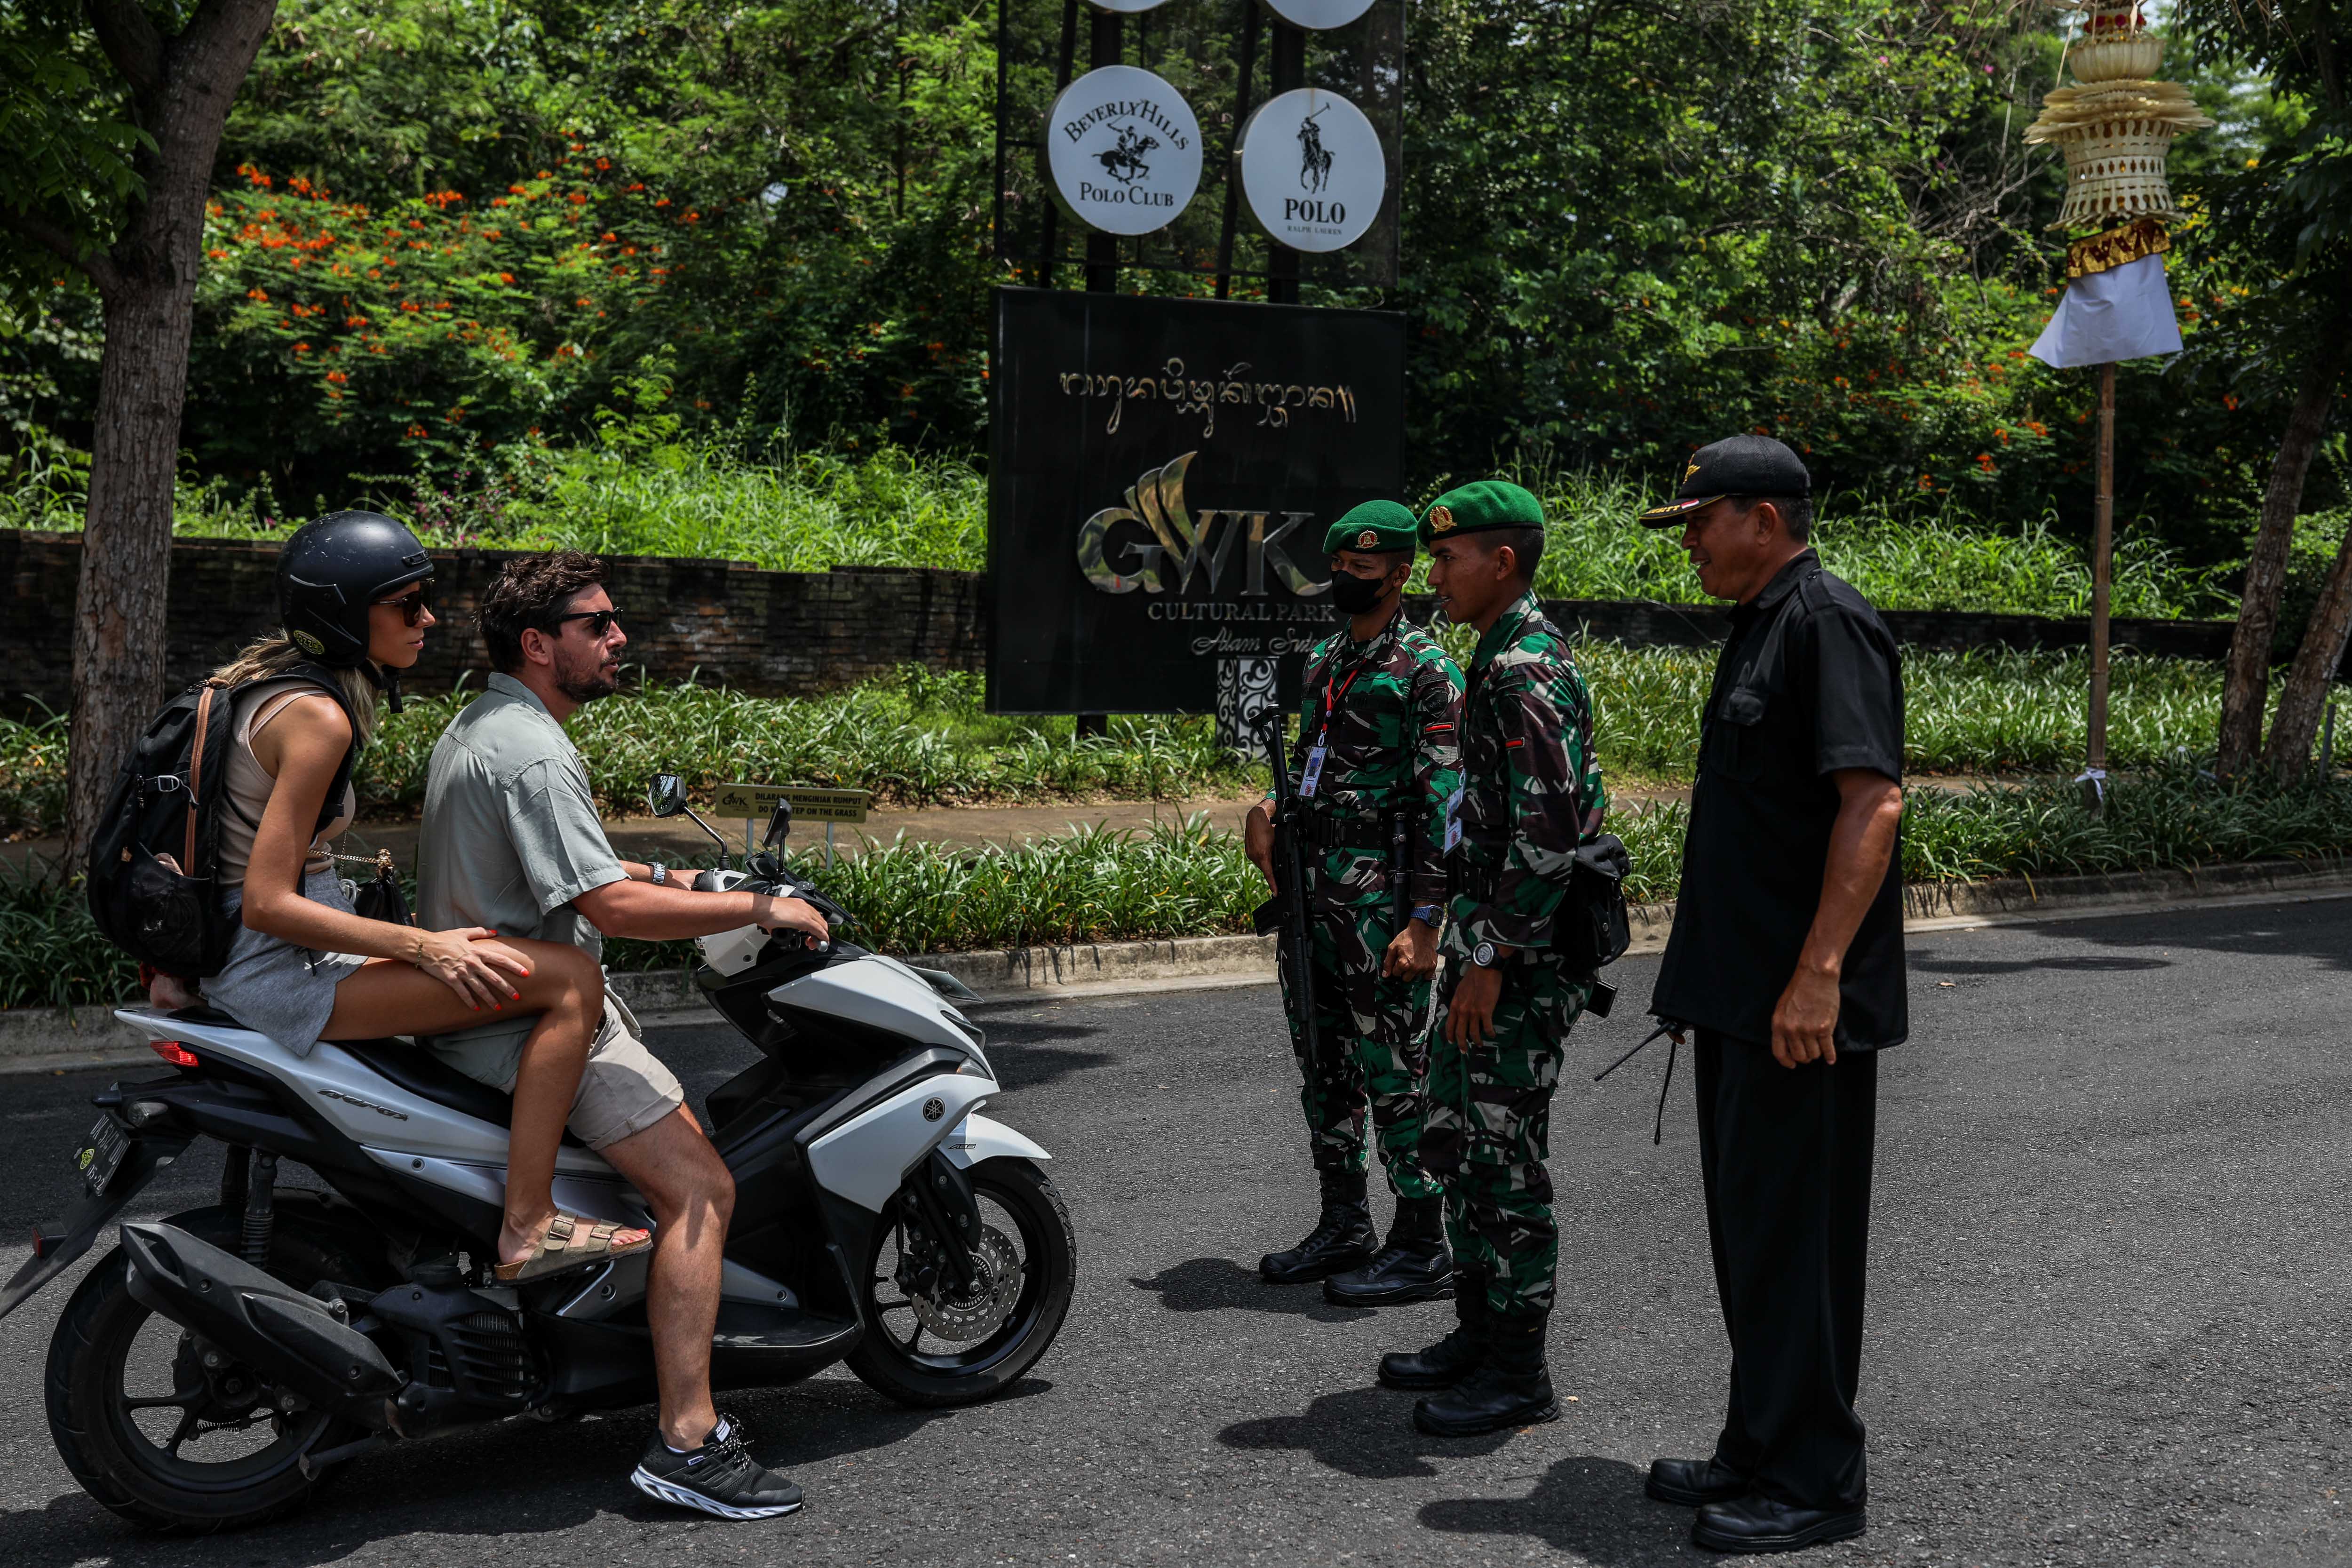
[1636,435,1907,1555]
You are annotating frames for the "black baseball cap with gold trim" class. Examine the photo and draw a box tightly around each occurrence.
[1636,434,1811,527]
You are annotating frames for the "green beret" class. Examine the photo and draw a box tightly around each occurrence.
[1418,479,1545,544]
[1323,500,1420,557]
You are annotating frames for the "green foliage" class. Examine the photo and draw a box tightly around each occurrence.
[1581,642,2342,782]
[353,669,1255,814]
[13,770,2352,1008]
[0,859,136,1012]
[0,701,67,838]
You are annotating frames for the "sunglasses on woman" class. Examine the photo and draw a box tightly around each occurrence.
[375,587,431,627]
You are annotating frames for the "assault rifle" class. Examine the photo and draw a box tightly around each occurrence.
[1251,708,1320,1077]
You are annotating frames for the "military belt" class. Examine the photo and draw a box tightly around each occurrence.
[1303,812,1395,855]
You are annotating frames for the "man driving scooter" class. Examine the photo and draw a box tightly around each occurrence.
[415,550,831,1520]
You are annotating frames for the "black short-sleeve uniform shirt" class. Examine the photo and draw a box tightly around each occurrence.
[1650,550,1909,1051]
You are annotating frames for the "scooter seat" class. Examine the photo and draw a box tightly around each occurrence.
[333,1039,585,1147]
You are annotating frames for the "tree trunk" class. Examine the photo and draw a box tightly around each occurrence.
[61,0,281,869]
[2215,332,2352,778]
[65,284,196,865]
[2263,515,2352,780]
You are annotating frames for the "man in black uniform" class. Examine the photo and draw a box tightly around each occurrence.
[1636,436,1907,1556]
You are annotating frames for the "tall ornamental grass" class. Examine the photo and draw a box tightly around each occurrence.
[1505,467,2230,619]
[11,436,2223,621]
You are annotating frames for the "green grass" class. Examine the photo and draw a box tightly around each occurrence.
[357,667,1254,816]
[7,651,2343,841]
[11,774,2352,1009]
[1495,467,2231,619]
[8,436,2227,619]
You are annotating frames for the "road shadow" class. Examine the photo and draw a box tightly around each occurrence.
[1420,1453,1711,1564]
[1999,895,2352,974]
[0,1378,1051,1564]
[1217,1384,1517,1480]
[984,1041,1119,1092]
[1909,953,2171,976]
[1130,1256,1382,1322]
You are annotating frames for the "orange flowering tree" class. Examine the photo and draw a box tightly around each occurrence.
[190,155,684,469]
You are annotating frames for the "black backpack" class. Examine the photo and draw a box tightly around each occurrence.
[87,668,358,978]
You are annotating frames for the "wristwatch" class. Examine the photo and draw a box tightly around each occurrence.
[648,862,669,887]
[1410,904,1443,926]
[1470,939,1499,969]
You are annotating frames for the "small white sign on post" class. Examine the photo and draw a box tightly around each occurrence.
[713,784,871,872]
[1043,66,1204,237]
[1235,89,1385,255]
[1257,0,1376,28]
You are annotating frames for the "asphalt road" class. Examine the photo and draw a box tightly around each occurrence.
[2,897,2348,1566]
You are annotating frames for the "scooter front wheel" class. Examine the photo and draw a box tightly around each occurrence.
[846,1157,1075,1409]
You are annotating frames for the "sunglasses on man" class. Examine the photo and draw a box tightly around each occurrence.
[543,607,624,638]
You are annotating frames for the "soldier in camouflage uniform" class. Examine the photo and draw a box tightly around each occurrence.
[1245,500,1466,1306]
[1375,479,1610,1438]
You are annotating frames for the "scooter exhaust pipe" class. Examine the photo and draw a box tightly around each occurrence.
[119,1223,402,1431]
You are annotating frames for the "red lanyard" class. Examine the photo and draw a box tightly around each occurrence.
[1318,664,1363,746]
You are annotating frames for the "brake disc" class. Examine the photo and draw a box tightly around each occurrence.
[909,1225,1023,1343]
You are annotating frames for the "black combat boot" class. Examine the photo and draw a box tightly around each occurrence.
[1377,1267,1486,1389]
[1258,1171,1376,1284]
[1325,1195,1454,1305]
[1412,1309,1559,1435]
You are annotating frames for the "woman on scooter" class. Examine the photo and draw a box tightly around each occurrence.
[188,510,648,1283]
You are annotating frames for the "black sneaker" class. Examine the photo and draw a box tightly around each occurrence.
[630,1414,804,1520]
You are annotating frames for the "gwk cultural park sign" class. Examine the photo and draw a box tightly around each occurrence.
[988,0,1407,723]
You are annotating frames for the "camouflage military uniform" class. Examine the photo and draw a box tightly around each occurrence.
[1272,606,1464,1202]
[1425,589,1609,1319]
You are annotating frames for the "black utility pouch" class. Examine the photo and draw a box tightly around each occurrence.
[1552,834,1632,975]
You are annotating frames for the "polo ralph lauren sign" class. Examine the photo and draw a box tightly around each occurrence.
[987,288,1406,714]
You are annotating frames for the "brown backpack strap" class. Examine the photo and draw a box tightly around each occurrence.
[184,682,221,871]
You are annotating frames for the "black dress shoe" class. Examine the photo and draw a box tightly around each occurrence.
[1645,1456,1750,1507]
[1259,1175,1377,1284]
[1326,1195,1453,1305]
[1411,1311,1557,1435]
[1692,1495,1866,1554]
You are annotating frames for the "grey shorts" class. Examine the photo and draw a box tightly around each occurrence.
[429,994,685,1150]
[202,870,369,1058]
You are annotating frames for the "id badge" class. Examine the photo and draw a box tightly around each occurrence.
[1300,744,1327,798]
[1441,786,1464,851]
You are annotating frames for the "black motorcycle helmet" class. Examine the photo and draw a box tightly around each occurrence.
[277,510,433,668]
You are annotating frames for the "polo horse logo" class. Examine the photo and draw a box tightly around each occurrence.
[1297,104,1334,194]
[1096,123,1158,186]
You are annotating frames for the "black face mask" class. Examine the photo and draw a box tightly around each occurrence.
[1327,568,1392,614]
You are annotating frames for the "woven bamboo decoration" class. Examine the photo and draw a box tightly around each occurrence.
[2024,3,2211,231]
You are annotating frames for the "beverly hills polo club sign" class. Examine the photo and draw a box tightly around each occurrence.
[987,289,1406,716]
[1044,67,1204,235]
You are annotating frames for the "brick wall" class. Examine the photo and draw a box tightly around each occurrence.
[1,529,2267,718]
[0,531,985,714]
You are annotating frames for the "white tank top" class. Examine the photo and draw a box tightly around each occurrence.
[215,678,358,891]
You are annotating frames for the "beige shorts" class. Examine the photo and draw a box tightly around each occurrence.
[431,995,685,1150]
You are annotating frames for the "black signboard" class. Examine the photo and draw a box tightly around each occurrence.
[987,287,1406,718]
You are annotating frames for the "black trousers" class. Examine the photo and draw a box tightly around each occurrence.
[1692,1030,1878,1511]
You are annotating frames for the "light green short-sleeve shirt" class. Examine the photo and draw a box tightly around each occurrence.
[417,672,628,1057]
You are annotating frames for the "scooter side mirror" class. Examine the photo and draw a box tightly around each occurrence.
[648,773,688,818]
[763,799,793,849]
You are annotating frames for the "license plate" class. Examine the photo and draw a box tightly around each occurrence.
[73,1115,129,1198]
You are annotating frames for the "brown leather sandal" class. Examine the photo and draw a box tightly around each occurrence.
[494,1212,653,1283]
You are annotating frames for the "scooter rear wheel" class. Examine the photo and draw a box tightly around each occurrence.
[44,1197,389,1533]
[847,1157,1075,1408]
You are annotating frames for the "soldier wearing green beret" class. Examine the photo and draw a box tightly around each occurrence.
[1244,499,1466,1306]
[1375,479,1610,1436]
